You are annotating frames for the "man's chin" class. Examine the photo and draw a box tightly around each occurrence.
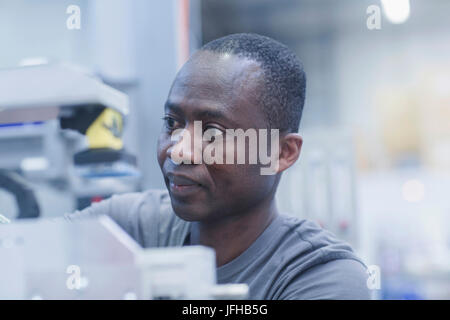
[170,199,209,222]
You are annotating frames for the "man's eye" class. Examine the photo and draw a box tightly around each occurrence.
[162,116,181,129]
[204,127,224,138]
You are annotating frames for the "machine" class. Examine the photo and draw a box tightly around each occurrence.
[0,63,140,215]
[0,215,248,299]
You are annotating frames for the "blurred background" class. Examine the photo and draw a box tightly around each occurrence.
[0,0,449,299]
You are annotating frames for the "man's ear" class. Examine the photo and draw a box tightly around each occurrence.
[276,133,303,173]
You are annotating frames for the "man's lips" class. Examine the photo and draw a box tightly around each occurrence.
[168,173,201,186]
[166,173,204,196]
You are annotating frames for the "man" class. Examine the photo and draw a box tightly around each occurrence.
[69,33,370,299]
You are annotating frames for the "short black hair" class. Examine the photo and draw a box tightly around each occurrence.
[201,33,306,132]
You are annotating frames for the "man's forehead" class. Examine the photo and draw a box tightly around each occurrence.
[172,51,262,92]
[187,50,258,72]
[165,51,267,127]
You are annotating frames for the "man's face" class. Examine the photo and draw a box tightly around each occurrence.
[157,51,278,223]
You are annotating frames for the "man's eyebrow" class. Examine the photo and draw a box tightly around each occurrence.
[165,101,235,125]
[164,101,184,115]
[192,109,227,121]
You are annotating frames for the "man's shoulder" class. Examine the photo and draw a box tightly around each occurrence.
[278,214,364,265]
[272,215,370,299]
[69,189,189,248]
[104,188,171,214]
[279,256,371,299]
[113,189,189,247]
[109,188,170,206]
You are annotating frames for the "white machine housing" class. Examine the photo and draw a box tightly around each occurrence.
[0,216,247,299]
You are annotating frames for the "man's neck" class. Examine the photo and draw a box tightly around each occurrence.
[191,198,278,267]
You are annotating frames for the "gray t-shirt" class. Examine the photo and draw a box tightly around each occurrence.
[67,189,371,300]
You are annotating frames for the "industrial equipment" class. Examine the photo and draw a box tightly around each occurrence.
[0,215,248,299]
[0,170,40,219]
[0,63,140,214]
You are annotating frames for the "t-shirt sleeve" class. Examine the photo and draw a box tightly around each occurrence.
[64,190,189,248]
[64,192,152,246]
[65,192,141,223]
[279,258,372,300]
